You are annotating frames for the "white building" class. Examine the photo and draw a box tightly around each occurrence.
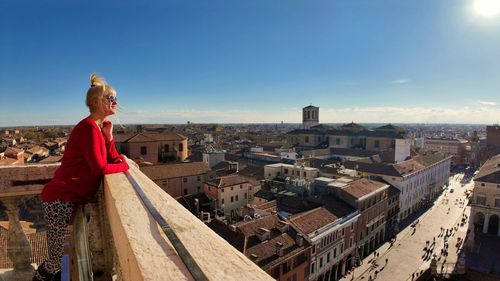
[264,163,319,181]
[351,152,452,221]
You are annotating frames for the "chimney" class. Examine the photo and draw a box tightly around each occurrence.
[275,242,284,257]
[256,228,271,241]
[276,220,290,233]
[296,233,304,247]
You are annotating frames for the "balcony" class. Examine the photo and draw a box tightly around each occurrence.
[0,161,273,281]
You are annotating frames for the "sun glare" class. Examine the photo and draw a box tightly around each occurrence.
[474,0,500,17]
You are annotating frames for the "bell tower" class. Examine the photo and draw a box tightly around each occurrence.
[302,105,319,129]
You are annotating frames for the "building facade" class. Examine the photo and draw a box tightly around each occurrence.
[424,138,468,167]
[331,178,389,259]
[290,206,359,281]
[140,162,215,198]
[470,154,500,236]
[264,163,320,181]
[204,175,261,219]
[115,132,188,164]
[350,152,452,222]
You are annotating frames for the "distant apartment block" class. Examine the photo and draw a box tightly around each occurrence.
[115,132,188,164]
[287,122,410,163]
[424,137,468,166]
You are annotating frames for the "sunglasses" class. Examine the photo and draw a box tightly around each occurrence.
[105,95,118,103]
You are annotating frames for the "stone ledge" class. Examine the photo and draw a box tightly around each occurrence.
[104,162,273,281]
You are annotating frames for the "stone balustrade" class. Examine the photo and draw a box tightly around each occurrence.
[0,164,60,281]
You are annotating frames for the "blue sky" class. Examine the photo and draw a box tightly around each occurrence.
[1,0,499,126]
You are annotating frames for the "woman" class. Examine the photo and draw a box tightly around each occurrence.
[34,74,130,281]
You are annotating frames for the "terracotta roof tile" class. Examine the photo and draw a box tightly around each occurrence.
[290,207,339,235]
[341,178,388,199]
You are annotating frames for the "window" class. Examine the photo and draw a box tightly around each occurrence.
[304,172,306,177]
[249,186,252,190]
[197,176,201,181]
[286,273,297,281]
[351,223,354,230]
[240,184,243,189]
[342,228,345,236]
[319,257,323,268]
[235,195,239,201]
[327,253,330,263]
[197,186,201,192]
[476,196,486,205]
[283,261,291,273]
[340,244,344,253]
[231,186,234,191]
[271,267,280,279]
[374,140,380,148]
[336,138,340,145]
[311,262,315,274]
[178,143,183,152]
[162,180,167,186]
[221,198,224,204]
[184,189,187,195]
[333,248,337,258]
[481,183,485,187]
[495,198,500,208]
[284,168,289,174]
[140,146,147,155]
[244,193,247,199]
[305,136,309,143]
[231,196,234,202]
[221,188,224,193]
[164,144,169,152]
[183,178,187,183]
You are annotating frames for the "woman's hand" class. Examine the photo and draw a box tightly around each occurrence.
[102,120,114,141]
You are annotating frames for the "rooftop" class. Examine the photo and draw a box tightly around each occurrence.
[339,178,388,200]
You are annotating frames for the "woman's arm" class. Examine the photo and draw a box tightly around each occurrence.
[82,124,129,175]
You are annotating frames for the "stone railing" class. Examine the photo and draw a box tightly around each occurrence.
[105,161,273,280]
[0,163,60,281]
[0,161,274,281]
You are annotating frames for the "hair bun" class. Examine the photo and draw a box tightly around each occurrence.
[90,73,106,87]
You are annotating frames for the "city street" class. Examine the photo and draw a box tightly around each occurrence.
[341,173,472,281]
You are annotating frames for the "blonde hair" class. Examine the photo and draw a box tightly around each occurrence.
[86,73,116,113]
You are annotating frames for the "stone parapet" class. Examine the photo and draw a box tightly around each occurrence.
[103,160,273,281]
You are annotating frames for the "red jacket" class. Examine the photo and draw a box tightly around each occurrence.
[41,117,129,203]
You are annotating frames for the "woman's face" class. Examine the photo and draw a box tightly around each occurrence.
[95,93,118,117]
[103,94,118,116]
